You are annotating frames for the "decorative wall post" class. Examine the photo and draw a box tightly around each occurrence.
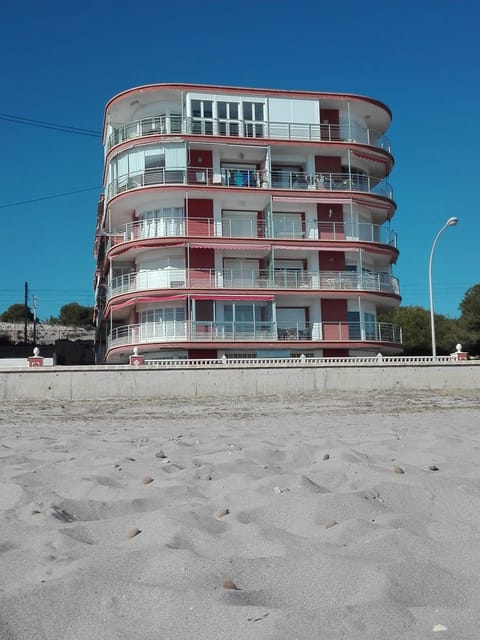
[451,343,469,361]
[28,347,44,367]
[129,346,144,367]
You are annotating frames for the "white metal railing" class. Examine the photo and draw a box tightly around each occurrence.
[143,354,469,367]
[110,217,397,246]
[105,168,393,201]
[108,269,400,298]
[107,320,402,348]
[106,115,391,152]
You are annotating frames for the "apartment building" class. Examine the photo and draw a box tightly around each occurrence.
[93,83,401,363]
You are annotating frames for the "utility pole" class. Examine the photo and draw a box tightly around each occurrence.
[24,282,28,344]
[33,295,38,346]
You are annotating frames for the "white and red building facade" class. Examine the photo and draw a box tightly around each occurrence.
[93,83,402,363]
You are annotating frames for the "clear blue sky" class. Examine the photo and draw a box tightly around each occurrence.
[1,0,478,320]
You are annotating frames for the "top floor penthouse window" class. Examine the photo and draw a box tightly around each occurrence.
[189,97,265,138]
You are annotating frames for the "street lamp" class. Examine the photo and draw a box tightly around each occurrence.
[428,216,459,359]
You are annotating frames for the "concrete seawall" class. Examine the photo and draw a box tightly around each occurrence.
[1,363,479,400]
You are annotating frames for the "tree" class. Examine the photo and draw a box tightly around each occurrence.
[47,302,94,327]
[378,306,460,355]
[459,284,480,331]
[59,302,94,327]
[0,303,34,323]
[458,284,480,354]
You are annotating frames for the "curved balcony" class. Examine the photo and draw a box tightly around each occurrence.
[106,167,393,202]
[112,217,397,246]
[108,269,400,299]
[106,115,391,152]
[107,320,401,348]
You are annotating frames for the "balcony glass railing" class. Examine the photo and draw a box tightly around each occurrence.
[106,168,393,201]
[108,269,400,298]
[111,217,397,246]
[106,115,391,152]
[107,320,401,348]
[190,321,276,341]
[270,170,391,196]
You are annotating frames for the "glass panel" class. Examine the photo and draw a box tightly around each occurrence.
[364,312,377,339]
[273,213,303,238]
[222,212,257,237]
[347,311,360,339]
[236,305,254,322]
[140,307,185,323]
[203,101,213,118]
[218,102,239,137]
[223,259,259,287]
[191,100,213,134]
[145,154,164,169]
[204,120,213,135]
[244,102,264,137]
[191,100,201,117]
[271,165,299,188]
[253,103,264,119]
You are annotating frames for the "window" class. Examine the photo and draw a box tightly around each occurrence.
[341,166,369,190]
[274,260,308,288]
[217,101,239,136]
[347,311,361,340]
[223,303,267,336]
[222,164,258,187]
[277,307,307,339]
[223,258,260,287]
[137,254,185,289]
[139,208,184,237]
[188,97,266,138]
[139,307,186,340]
[140,307,185,323]
[271,165,301,189]
[243,102,265,137]
[273,213,304,238]
[140,207,183,219]
[364,312,377,339]
[144,152,165,185]
[191,100,213,134]
[222,210,258,237]
[139,254,184,270]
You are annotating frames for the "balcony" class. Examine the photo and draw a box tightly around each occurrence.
[107,320,402,348]
[105,167,393,201]
[106,115,391,152]
[112,216,396,246]
[108,269,400,299]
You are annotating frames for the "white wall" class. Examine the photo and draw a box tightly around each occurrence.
[0,363,479,399]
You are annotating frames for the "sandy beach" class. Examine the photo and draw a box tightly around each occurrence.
[1,390,480,639]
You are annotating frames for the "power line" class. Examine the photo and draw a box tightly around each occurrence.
[0,186,102,209]
[0,113,101,137]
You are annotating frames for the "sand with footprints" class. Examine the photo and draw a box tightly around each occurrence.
[1,391,480,639]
